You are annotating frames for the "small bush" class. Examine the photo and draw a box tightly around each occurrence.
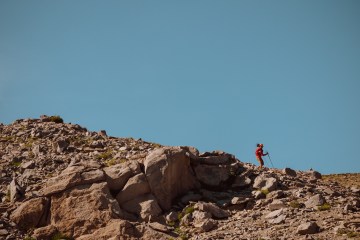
[11,160,21,167]
[260,189,269,195]
[48,115,64,123]
[105,158,117,167]
[184,206,195,215]
[24,237,36,240]
[96,150,113,160]
[289,200,301,208]
[318,203,331,211]
[52,232,73,240]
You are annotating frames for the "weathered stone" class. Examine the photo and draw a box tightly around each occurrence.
[194,219,217,232]
[180,212,193,226]
[267,190,285,199]
[144,147,198,211]
[149,222,170,233]
[20,160,35,169]
[10,197,49,230]
[32,225,58,240]
[192,210,212,223]
[268,214,286,224]
[282,168,297,177]
[103,161,141,191]
[194,202,229,219]
[41,168,105,196]
[253,175,278,191]
[166,211,178,222]
[309,170,322,179]
[297,222,320,235]
[304,194,326,208]
[116,173,151,204]
[50,182,123,238]
[265,209,283,219]
[9,179,24,202]
[232,175,252,188]
[77,219,138,240]
[181,192,202,204]
[121,193,162,221]
[194,164,234,187]
[268,200,287,210]
[54,139,69,153]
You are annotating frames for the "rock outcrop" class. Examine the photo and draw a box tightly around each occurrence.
[0,116,359,240]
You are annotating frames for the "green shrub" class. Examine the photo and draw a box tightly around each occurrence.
[260,189,269,195]
[24,237,36,240]
[11,160,21,167]
[289,200,301,208]
[51,232,73,240]
[184,206,195,215]
[318,203,331,211]
[48,115,64,123]
[96,150,113,160]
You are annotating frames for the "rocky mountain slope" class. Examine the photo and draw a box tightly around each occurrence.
[0,116,359,240]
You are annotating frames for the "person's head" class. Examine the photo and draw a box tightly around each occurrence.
[257,143,264,148]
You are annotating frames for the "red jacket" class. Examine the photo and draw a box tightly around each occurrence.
[255,147,265,157]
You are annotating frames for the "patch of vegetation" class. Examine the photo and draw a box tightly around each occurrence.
[167,221,175,227]
[48,115,64,123]
[260,188,269,195]
[184,206,195,215]
[0,136,15,142]
[96,150,113,160]
[23,237,36,240]
[337,228,359,238]
[105,158,117,167]
[174,227,188,240]
[11,160,22,167]
[318,203,331,211]
[289,200,301,208]
[5,189,10,202]
[177,212,183,221]
[51,232,73,240]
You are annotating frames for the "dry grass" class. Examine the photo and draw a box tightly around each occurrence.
[322,173,360,189]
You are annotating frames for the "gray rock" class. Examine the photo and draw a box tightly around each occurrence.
[232,175,252,188]
[253,175,278,191]
[194,202,229,219]
[265,209,283,219]
[116,173,151,204]
[194,219,217,232]
[144,147,198,211]
[54,139,70,153]
[282,168,297,177]
[9,179,24,202]
[166,212,178,222]
[297,222,320,235]
[103,161,141,192]
[304,194,326,208]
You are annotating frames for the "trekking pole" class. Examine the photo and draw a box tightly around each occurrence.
[267,152,275,168]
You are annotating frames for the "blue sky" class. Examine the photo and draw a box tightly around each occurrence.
[1,1,359,174]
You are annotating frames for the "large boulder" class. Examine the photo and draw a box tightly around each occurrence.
[116,173,151,204]
[103,161,141,191]
[193,164,233,187]
[10,197,49,230]
[77,219,138,240]
[253,175,278,191]
[41,167,105,196]
[50,182,123,238]
[121,193,162,221]
[144,147,198,211]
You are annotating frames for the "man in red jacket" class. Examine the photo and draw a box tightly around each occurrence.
[255,143,268,169]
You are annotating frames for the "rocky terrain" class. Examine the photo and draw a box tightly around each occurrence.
[0,116,359,240]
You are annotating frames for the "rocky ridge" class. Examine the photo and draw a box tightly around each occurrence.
[0,116,359,240]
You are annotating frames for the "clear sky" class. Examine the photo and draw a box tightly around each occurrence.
[1,1,359,174]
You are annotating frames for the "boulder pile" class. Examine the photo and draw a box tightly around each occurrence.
[0,116,359,239]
